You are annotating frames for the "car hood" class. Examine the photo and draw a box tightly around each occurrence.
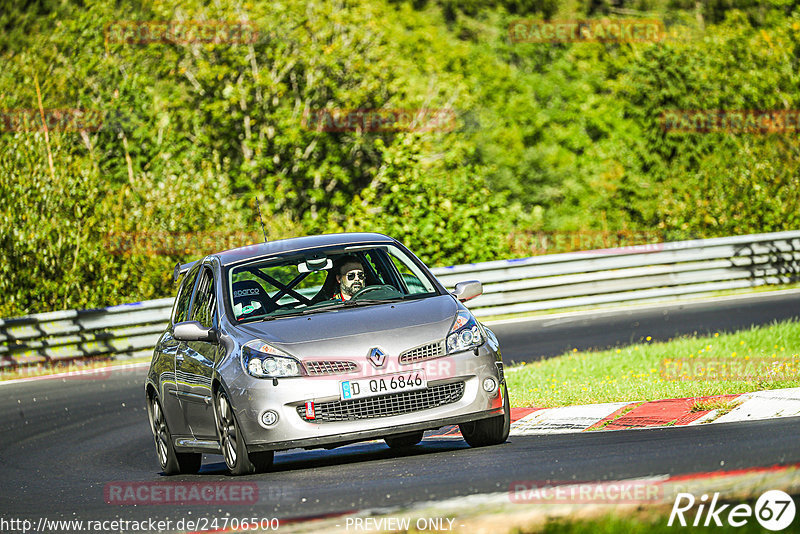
[233,295,459,361]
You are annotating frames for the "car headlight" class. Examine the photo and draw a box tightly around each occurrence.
[446,310,485,354]
[242,340,302,378]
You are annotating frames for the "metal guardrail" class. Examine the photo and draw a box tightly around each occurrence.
[432,230,800,317]
[2,231,799,368]
[0,298,174,368]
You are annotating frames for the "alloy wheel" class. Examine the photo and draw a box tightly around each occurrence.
[216,392,238,469]
[150,396,170,469]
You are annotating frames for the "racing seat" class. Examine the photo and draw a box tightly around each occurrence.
[231,280,272,319]
[309,270,339,303]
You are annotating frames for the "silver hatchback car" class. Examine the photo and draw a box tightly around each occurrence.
[145,232,509,475]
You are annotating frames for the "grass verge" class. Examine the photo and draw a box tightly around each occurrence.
[690,398,741,414]
[507,319,800,408]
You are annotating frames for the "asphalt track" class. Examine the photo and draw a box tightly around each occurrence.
[1,291,799,529]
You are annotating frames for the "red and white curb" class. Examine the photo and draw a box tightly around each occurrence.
[508,387,800,435]
[511,403,629,434]
[712,388,800,424]
[426,387,800,439]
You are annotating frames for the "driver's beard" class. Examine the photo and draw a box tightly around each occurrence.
[342,281,363,297]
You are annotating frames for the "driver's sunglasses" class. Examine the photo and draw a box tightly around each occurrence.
[345,270,365,281]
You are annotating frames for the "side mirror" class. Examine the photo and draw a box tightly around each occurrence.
[173,321,217,342]
[451,280,482,302]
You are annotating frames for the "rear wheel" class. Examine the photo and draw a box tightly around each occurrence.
[459,382,510,447]
[384,430,424,449]
[214,389,273,475]
[148,394,202,475]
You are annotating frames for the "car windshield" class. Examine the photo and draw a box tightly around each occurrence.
[226,244,439,323]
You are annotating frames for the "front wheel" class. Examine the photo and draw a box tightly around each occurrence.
[148,394,202,475]
[459,382,510,447]
[214,389,273,475]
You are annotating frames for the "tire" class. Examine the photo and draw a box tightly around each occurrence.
[214,389,274,475]
[459,382,510,447]
[384,430,424,449]
[148,394,202,475]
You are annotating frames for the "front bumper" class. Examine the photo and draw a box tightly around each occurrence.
[223,344,504,452]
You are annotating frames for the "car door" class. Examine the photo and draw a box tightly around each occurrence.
[176,263,222,439]
[160,263,201,437]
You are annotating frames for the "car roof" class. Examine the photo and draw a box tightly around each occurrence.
[212,232,396,266]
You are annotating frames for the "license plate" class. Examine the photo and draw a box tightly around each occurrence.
[340,370,427,401]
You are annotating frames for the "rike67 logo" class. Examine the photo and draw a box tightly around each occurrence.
[668,490,796,531]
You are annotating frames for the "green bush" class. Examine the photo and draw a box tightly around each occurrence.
[2,0,799,316]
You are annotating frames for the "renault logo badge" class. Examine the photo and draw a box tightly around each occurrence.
[368,347,387,368]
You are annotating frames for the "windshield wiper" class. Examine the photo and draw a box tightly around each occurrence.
[237,303,335,322]
[299,302,344,314]
[237,314,278,324]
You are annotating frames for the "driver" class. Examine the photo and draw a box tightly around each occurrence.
[332,255,366,301]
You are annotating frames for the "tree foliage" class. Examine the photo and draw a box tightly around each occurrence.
[1,0,799,315]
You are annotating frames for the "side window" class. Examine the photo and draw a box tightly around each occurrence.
[387,252,429,294]
[173,265,200,324]
[190,268,217,329]
[362,251,389,285]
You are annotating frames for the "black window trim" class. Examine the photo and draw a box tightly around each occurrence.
[188,263,219,330]
[220,241,446,322]
[171,261,202,326]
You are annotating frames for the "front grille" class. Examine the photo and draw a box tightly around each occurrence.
[398,341,445,364]
[297,381,465,422]
[304,360,359,376]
